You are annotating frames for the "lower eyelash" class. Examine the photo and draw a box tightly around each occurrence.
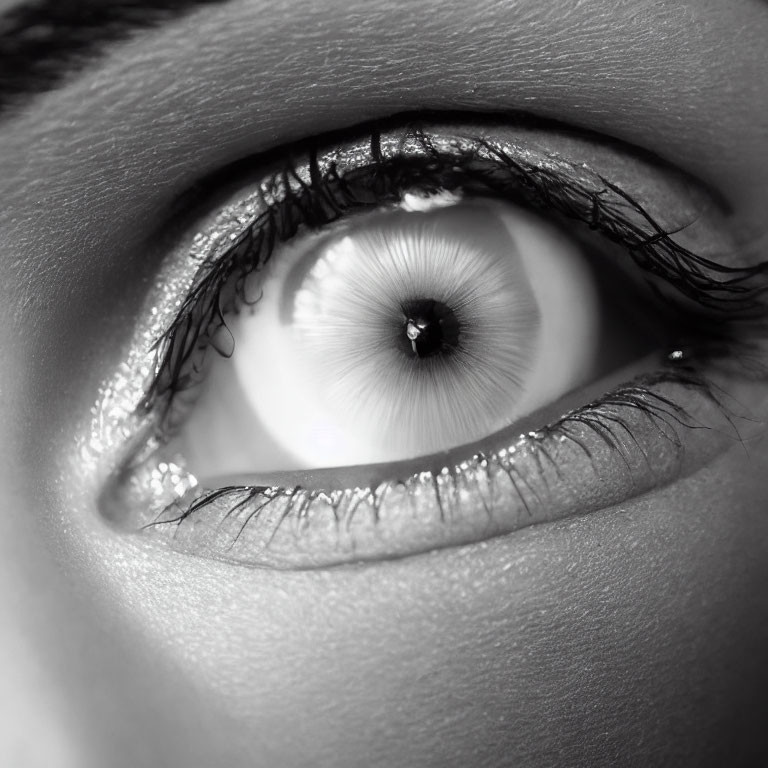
[132,360,735,569]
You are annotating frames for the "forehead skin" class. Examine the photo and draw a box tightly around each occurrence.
[0,1,767,767]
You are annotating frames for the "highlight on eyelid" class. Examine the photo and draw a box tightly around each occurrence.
[175,198,601,474]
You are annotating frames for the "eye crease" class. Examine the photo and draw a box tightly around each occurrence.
[86,116,768,569]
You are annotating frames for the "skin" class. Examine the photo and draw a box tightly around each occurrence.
[1,0,767,766]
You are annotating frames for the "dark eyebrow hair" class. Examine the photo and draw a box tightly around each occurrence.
[0,0,230,114]
[2,1,765,117]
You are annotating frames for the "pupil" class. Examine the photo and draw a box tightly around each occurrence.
[400,298,461,358]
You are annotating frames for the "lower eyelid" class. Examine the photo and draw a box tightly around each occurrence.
[100,358,763,570]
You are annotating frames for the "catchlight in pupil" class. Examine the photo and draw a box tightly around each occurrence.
[401,299,461,358]
[174,197,603,474]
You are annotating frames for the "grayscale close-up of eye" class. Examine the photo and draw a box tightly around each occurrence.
[0,2,767,767]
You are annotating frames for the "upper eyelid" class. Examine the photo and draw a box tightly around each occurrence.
[167,113,741,270]
[137,119,768,425]
[161,116,761,301]
[171,112,726,208]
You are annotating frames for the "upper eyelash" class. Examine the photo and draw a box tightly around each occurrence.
[138,121,768,427]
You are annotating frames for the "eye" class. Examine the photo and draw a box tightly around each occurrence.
[89,118,768,569]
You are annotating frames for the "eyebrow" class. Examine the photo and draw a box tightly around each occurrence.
[1,1,766,118]
[0,0,230,114]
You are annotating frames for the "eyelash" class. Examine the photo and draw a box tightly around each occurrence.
[139,121,767,431]
[147,367,718,542]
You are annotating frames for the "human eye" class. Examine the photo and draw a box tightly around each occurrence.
[83,116,768,570]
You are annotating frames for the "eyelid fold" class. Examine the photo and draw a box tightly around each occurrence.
[78,117,768,569]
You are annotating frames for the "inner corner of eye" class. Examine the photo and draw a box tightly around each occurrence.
[169,196,653,480]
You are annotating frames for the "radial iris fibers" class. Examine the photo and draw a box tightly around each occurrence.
[176,199,600,472]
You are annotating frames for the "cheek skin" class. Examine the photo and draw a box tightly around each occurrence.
[9,433,763,767]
